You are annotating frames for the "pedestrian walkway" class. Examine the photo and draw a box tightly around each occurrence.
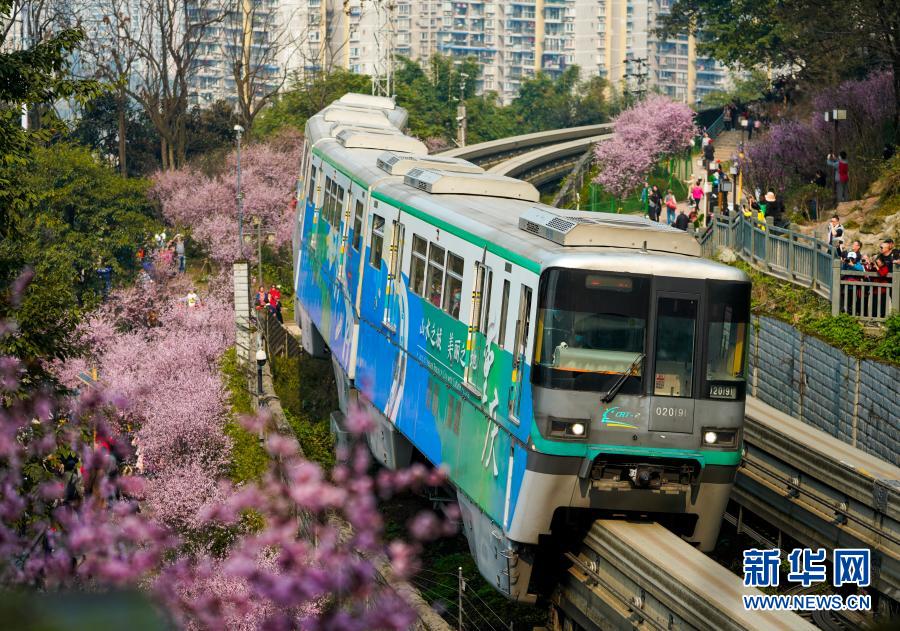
[676,130,747,218]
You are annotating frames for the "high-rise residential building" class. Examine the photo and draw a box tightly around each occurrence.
[188,0,296,107]
[188,0,732,109]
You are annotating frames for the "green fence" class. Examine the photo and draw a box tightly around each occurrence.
[585,153,693,214]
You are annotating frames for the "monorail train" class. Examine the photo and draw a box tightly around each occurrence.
[292,93,751,602]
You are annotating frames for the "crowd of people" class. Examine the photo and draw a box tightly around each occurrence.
[255,284,284,323]
[828,216,897,277]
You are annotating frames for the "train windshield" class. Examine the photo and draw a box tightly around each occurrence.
[705,281,751,399]
[533,269,650,393]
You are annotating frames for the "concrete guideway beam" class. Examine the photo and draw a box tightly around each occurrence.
[487,134,611,181]
[738,396,900,601]
[557,520,815,631]
[438,123,613,165]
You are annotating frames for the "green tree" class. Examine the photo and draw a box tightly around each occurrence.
[511,67,610,133]
[185,100,238,163]
[253,69,371,138]
[659,0,900,131]
[0,0,99,221]
[699,69,770,108]
[0,145,158,373]
[394,55,482,142]
[69,93,162,176]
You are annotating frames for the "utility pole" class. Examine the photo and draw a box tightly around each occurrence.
[234,125,245,257]
[623,57,648,102]
[456,73,468,147]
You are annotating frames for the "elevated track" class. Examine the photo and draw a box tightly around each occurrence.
[555,520,815,631]
[487,134,611,188]
[439,123,612,169]
[550,395,898,630]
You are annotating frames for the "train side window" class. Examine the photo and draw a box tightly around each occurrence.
[409,235,427,296]
[369,214,385,269]
[326,180,339,225]
[351,200,364,250]
[307,166,318,204]
[498,279,510,349]
[426,243,446,308]
[443,253,464,319]
[335,185,346,226]
[322,175,334,221]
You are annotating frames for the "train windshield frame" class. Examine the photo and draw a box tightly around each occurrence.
[533,268,651,393]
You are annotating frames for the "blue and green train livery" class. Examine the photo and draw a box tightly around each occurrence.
[292,94,751,602]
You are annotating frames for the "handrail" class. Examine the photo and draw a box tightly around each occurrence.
[705,110,726,138]
[700,214,899,323]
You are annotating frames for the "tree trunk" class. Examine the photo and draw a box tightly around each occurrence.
[117,88,128,176]
[160,136,169,170]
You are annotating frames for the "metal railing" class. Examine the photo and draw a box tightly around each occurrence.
[832,270,900,321]
[705,110,726,138]
[699,213,899,322]
[256,308,302,358]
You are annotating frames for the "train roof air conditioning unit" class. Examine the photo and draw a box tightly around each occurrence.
[376,152,484,176]
[324,106,392,127]
[336,129,428,154]
[403,168,540,202]
[518,207,700,255]
[338,93,396,110]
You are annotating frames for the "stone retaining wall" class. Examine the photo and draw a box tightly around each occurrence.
[749,315,899,466]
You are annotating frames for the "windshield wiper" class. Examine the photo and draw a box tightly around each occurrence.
[601,353,645,403]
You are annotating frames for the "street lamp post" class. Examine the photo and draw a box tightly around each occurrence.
[234,124,245,258]
[729,164,739,213]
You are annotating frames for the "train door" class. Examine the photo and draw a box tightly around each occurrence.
[337,182,356,293]
[464,251,490,395]
[346,189,367,308]
[648,284,701,434]
[508,283,534,423]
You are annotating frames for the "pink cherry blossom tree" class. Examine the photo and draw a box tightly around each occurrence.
[32,260,456,628]
[593,96,697,197]
[151,130,302,265]
[746,71,896,196]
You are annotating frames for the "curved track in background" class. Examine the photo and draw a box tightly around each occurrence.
[487,134,611,188]
[438,123,612,168]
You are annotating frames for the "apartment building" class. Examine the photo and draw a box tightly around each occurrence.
[185,0,732,108]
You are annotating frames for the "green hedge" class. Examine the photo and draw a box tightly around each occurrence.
[270,353,337,468]
[220,347,269,483]
[735,262,900,365]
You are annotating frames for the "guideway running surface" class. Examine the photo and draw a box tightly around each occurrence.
[561,520,815,631]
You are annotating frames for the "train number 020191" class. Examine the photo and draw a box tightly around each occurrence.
[654,406,687,417]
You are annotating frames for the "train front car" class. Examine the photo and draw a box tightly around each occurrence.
[500,210,750,601]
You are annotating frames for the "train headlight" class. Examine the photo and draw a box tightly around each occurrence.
[701,428,738,448]
[549,416,590,440]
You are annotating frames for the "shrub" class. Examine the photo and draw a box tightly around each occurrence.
[874,314,900,362]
